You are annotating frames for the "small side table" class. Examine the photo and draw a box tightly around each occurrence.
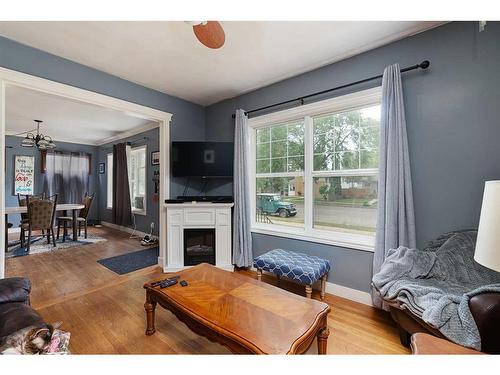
[411,333,484,355]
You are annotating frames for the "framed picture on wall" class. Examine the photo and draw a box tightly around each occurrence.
[14,155,35,195]
[99,162,105,174]
[151,151,160,165]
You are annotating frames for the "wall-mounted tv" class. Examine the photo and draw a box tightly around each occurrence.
[171,142,233,178]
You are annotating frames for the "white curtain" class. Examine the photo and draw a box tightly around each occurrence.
[232,109,253,267]
[43,151,90,203]
[372,64,417,309]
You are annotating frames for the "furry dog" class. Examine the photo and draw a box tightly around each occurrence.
[0,323,59,355]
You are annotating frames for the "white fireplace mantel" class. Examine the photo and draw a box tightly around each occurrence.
[163,202,234,272]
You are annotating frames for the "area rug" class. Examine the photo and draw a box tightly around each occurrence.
[6,234,107,259]
[97,247,159,275]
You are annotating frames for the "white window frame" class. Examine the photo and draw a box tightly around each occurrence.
[248,87,382,252]
[129,144,147,215]
[106,152,113,210]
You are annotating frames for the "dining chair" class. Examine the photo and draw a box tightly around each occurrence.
[22,194,58,251]
[17,193,46,248]
[57,192,95,242]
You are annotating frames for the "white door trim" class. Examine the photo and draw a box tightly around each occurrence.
[0,67,173,278]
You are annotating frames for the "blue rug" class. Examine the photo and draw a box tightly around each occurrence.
[97,247,159,275]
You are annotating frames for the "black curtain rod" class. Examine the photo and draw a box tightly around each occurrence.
[232,60,430,119]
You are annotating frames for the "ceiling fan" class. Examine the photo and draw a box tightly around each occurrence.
[185,21,225,49]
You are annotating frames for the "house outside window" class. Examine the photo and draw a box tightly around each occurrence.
[249,87,381,251]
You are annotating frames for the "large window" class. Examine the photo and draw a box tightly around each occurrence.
[129,145,147,214]
[250,87,381,251]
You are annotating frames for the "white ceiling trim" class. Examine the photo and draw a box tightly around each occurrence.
[95,120,159,146]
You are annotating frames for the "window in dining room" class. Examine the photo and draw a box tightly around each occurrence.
[107,152,113,209]
[129,145,147,214]
[43,150,91,204]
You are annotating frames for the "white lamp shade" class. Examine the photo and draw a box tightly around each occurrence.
[474,181,500,272]
[21,137,34,147]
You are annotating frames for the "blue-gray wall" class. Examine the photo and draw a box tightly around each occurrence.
[0,35,207,199]
[97,127,160,234]
[5,135,99,226]
[205,21,500,292]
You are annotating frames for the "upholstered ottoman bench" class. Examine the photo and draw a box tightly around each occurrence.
[253,249,331,300]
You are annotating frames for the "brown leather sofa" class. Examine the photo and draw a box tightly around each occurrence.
[388,293,500,354]
[0,277,47,343]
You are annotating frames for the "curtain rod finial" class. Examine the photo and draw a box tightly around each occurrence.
[420,60,430,69]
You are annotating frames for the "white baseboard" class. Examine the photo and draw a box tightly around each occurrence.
[100,221,150,239]
[253,267,372,306]
[324,281,373,306]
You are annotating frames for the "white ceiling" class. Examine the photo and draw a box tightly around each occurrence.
[6,85,157,145]
[0,21,444,106]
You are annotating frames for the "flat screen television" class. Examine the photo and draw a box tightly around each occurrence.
[171,142,233,177]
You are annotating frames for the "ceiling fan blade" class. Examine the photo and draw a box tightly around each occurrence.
[192,21,225,49]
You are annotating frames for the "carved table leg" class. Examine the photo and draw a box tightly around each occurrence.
[144,291,157,336]
[256,269,262,281]
[320,274,327,300]
[317,326,330,354]
[305,284,312,299]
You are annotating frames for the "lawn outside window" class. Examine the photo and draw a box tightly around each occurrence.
[248,87,381,251]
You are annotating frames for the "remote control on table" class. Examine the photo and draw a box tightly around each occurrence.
[160,278,178,288]
[151,275,180,287]
[180,280,188,287]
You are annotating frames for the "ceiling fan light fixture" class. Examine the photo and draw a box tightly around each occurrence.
[192,21,225,49]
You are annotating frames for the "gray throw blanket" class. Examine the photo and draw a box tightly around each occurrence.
[372,230,500,350]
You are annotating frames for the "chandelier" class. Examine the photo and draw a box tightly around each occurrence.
[21,120,56,149]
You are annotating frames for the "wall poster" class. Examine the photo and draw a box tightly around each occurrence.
[14,155,35,195]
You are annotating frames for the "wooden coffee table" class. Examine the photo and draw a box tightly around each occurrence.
[143,263,331,354]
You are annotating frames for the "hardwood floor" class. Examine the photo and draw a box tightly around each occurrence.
[5,226,409,354]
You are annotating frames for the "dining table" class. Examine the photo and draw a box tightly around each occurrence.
[4,203,85,250]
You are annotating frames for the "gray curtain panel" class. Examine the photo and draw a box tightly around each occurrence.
[43,151,90,204]
[232,109,253,267]
[112,143,132,226]
[372,63,417,309]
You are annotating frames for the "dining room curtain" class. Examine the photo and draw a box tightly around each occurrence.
[43,151,90,204]
[372,63,417,309]
[232,109,253,267]
[112,143,132,226]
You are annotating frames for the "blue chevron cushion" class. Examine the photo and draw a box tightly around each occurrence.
[253,249,330,285]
